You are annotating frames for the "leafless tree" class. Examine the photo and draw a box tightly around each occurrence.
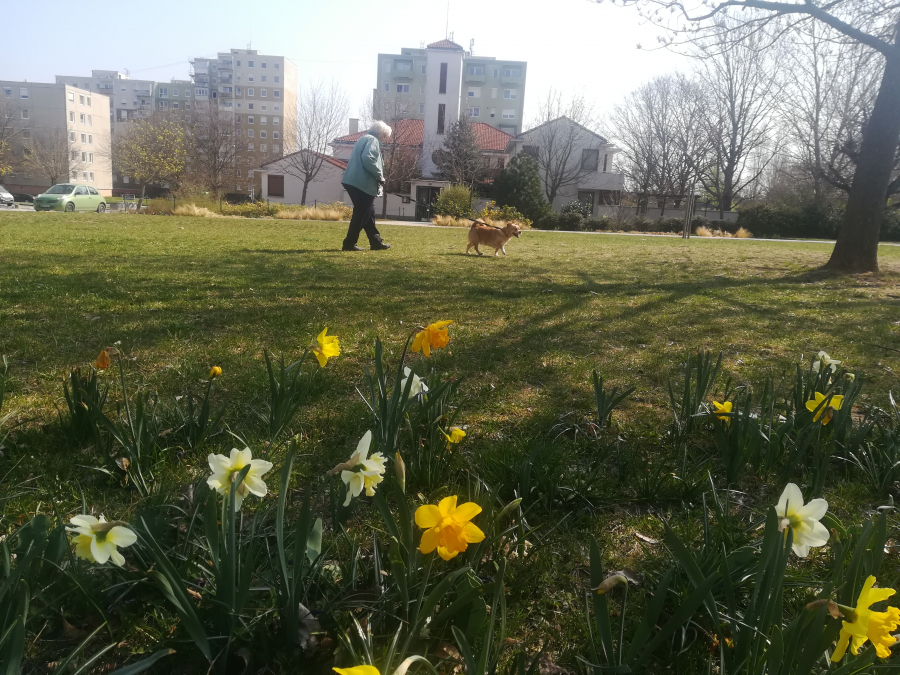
[602,0,900,271]
[279,81,348,205]
[187,101,239,199]
[695,20,783,216]
[527,90,604,204]
[779,25,894,201]
[0,97,28,179]
[26,129,80,186]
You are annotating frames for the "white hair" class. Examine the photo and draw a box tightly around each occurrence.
[369,120,392,137]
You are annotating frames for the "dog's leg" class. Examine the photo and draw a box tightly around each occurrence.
[501,246,508,256]
[466,243,472,254]
[494,248,501,257]
[475,244,483,256]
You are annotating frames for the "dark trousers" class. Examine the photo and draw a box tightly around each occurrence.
[342,184,382,247]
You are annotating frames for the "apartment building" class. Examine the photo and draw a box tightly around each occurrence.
[374,38,526,178]
[0,81,112,195]
[55,70,154,137]
[190,49,298,192]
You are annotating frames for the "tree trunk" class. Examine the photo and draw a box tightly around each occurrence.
[381,192,388,218]
[825,52,900,273]
[136,183,146,212]
[301,179,309,206]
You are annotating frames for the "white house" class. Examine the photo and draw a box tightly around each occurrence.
[506,116,625,215]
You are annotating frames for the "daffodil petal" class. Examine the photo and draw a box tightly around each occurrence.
[415,505,442,529]
[438,495,458,517]
[452,502,482,523]
[419,527,440,554]
[776,483,804,517]
[796,498,828,522]
[106,526,137,548]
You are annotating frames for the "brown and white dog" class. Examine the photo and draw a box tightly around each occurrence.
[466,220,522,256]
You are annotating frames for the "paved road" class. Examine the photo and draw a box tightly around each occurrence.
[0,205,34,212]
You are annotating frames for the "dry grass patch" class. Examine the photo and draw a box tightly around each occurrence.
[275,207,344,221]
[173,203,219,217]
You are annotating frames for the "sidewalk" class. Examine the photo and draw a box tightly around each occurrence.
[374,220,899,247]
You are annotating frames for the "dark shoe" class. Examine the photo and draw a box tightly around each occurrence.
[370,240,391,251]
[342,244,364,251]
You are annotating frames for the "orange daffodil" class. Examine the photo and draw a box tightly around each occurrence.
[832,576,900,661]
[775,483,829,558]
[67,515,137,566]
[712,401,733,425]
[412,320,453,357]
[806,391,844,425]
[312,328,341,367]
[415,495,485,561]
[95,350,111,370]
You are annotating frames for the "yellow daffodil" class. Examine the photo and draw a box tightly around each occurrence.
[207,447,274,511]
[95,350,111,370]
[340,431,388,506]
[312,328,340,367]
[411,320,454,357]
[415,495,485,561]
[813,351,841,374]
[400,367,428,398]
[712,401,733,425]
[334,667,380,675]
[441,427,466,449]
[775,483,829,558]
[832,576,900,661]
[806,391,844,425]
[67,515,137,566]
[209,366,222,379]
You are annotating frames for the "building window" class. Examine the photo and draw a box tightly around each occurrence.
[504,89,517,99]
[437,103,445,134]
[396,60,412,71]
[87,115,92,126]
[268,174,284,197]
[185,115,192,122]
[578,190,594,207]
[86,96,91,106]
[261,89,267,97]
[248,88,254,96]
[261,116,267,124]
[504,67,521,77]
[501,109,516,119]
[248,103,254,110]
[419,84,425,94]
[603,154,608,172]
[80,133,87,143]
[248,75,254,82]
[69,111,75,122]
[82,151,87,162]
[3,87,11,97]
[79,95,85,105]
[236,129,241,137]
[383,60,392,72]
[248,129,254,137]
[19,88,28,99]
[236,60,241,66]
[396,84,409,93]
[88,135,93,144]
[439,63,447,94]
[274,105,280,111]
[248,143,254,151]
[196,88,208,96]
[69,131,76,142]
[83,171,88,181]
[523,145,539,159]
[273,116,279,125]
[159,88,167,97]
[261,75,267,83]
[418,103,425,115]
[185,102,191,110]
[467,65,484,75]
[248,60,254,67]
[236,87,242,95]
[261,144,267,151]
[497,158,505,169]
[20,109,28,119]
[273,131,280,139]
[67,92,75,102]
[274,76,280,83]
[493,68,499,78]
[468,107,480,117]
[581,148,599,171]
[22,129,30,139]
[248,116,254,123]
[274,62,280,69]
[467,87,480,97]
[261,62,267,68]
[173,102,179,109]
[421,65,426,74]
[384,82,389,92]
[274,90,280,98]
[491,88,498,98]
[260,130,267,138]
[236,115,242,123]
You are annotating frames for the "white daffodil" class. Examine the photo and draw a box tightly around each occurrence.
[400,367,428,399]
[775,483,830,558]
[207,447,274,511]
[813,351,841,374]
[340,430,388,506]
[67,515,137,567]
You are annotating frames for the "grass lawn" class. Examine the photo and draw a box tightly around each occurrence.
[1,211,900,670]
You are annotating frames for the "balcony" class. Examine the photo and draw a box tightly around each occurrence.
[219,75,233,84]
[194,77,210,86]
[134,88,151,97]
[501,75,522,86]
[218,60,233,70]
[465,73,485,84]
[137,103,151,110]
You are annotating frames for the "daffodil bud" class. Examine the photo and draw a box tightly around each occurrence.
[209,366,222,379]
[594,574,628,594]
[395,452,406,493]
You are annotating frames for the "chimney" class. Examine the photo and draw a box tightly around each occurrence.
[349,118,359,134]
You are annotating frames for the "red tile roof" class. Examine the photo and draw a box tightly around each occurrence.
[427,39,464,50]
[332,119,513,152]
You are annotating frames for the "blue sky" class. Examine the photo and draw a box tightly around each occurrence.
[2,0,689,126]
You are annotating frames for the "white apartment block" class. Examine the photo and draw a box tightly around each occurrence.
[1,81,112,195]
[190,49,298,193]
[374,38,526,178]
[55,70,154,138]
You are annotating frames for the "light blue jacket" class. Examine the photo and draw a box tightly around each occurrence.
[341,133,384,196]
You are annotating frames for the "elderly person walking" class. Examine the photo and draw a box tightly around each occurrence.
[340,120,392,251]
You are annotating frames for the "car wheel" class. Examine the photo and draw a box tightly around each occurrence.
[64,202,75,212]
[97,203,106,213]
